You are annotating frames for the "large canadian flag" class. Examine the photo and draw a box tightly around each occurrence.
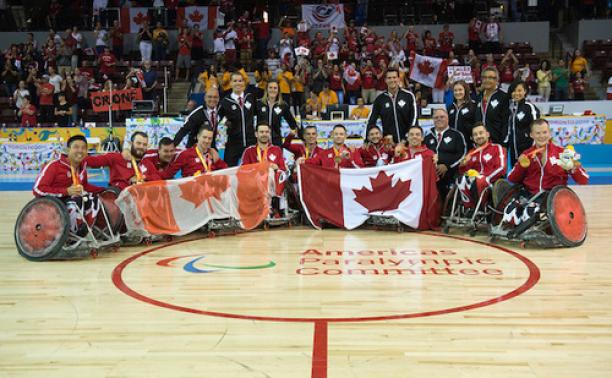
[298,158,440,230]
[409,51,448,89]
[116,163,272,236]
[176,6,219,29]
[120,7,150,33]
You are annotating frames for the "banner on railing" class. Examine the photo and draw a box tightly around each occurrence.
[90,88,143,113]
[120,6,220,32]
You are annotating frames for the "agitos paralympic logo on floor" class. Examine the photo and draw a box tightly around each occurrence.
[156,255,276,273]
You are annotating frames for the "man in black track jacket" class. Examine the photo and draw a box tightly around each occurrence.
[367,68,418,143]
[174,87,221,148]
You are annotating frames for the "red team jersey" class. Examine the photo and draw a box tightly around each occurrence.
[459,142,506,185]
[392,145,435,164]
[33,155,103,197]
[508,142,589,194]
[241,144,287,171]
[359,143,394,167]
[282,134,324,159]
[306,145,365,168]
[161,147,227,178]
[86,152,161,190]
[142,149,179,178]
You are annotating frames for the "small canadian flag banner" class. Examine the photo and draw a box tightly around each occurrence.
[408,51,448,89]
[297,158,441,230]
[176,6,219,30]
[120,7,150,33]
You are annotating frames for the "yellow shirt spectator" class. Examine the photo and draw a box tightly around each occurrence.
[350,106,371,120]
[306,96,319,111]
[292,72,305,93]
[255,70,272,90]
[571,56,588,74]
[318,89,338,111]
[222,71,232,92]
[278,70,294,94]
[198,71,219,91]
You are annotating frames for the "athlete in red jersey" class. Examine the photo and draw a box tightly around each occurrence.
[241,123,287,171]
[299,124,364,168]
[162,127,227,179]
[86,131,161,190]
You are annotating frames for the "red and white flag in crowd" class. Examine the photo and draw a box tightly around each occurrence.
[116,163,273,236]
[409,51,448,89]
[298,158,440,230]
[302,4,345,29]
[120,7,150,33]
[176,6,220,29]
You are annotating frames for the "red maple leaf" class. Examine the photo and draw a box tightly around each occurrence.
[133,12,149,26]
[417,60,435,76]
[352,171,412,213]
[179,175,230,212]
[189,10,204,23]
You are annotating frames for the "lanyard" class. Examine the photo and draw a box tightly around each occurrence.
[195,146,210,173]
[131,157,142,182]
[256,145,268,162]
[70,165,80,186]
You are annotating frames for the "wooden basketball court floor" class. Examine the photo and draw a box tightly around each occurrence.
[1,185,611,378]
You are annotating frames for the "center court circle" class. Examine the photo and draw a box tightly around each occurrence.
[112,231,540,323]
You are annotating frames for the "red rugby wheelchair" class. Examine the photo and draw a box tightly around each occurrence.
[442,175,495,236]
[14,190,123,261]
[488,181,587,248]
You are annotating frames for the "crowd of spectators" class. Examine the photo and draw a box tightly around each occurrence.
[0,25,163,126]
[185,14,593,122]
[0,1,606,127]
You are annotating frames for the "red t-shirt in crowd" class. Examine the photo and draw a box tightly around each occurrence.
[99,52,116,75]
[238,30,253,49]
[192,32,203,48]
[439,31,454,52]
[423,37,437,56]
[361,67,376,89]
[500,64,514,83]
[38,83,55,106]
[405,31,419,51]
[364,34,377,53]
[329,72,343,91]
[252,20,270,39]
[21,104,37,126]
[375,68,387,91]
[178,35,192,56]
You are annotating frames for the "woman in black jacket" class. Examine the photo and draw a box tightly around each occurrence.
[506,80,541,166]
[447,80,477,149]
[256,80,298,146]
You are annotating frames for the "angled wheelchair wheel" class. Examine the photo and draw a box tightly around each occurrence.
[491,185,522,226]
[14,197,70,261]
[97,188,124,234]
[547,186,587,247]
[492,179,513,209]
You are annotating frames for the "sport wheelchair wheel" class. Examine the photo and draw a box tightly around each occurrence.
[14,197,70,261]
[97,188,124,234]
[491,184,522,226]
[547,186,587,247]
